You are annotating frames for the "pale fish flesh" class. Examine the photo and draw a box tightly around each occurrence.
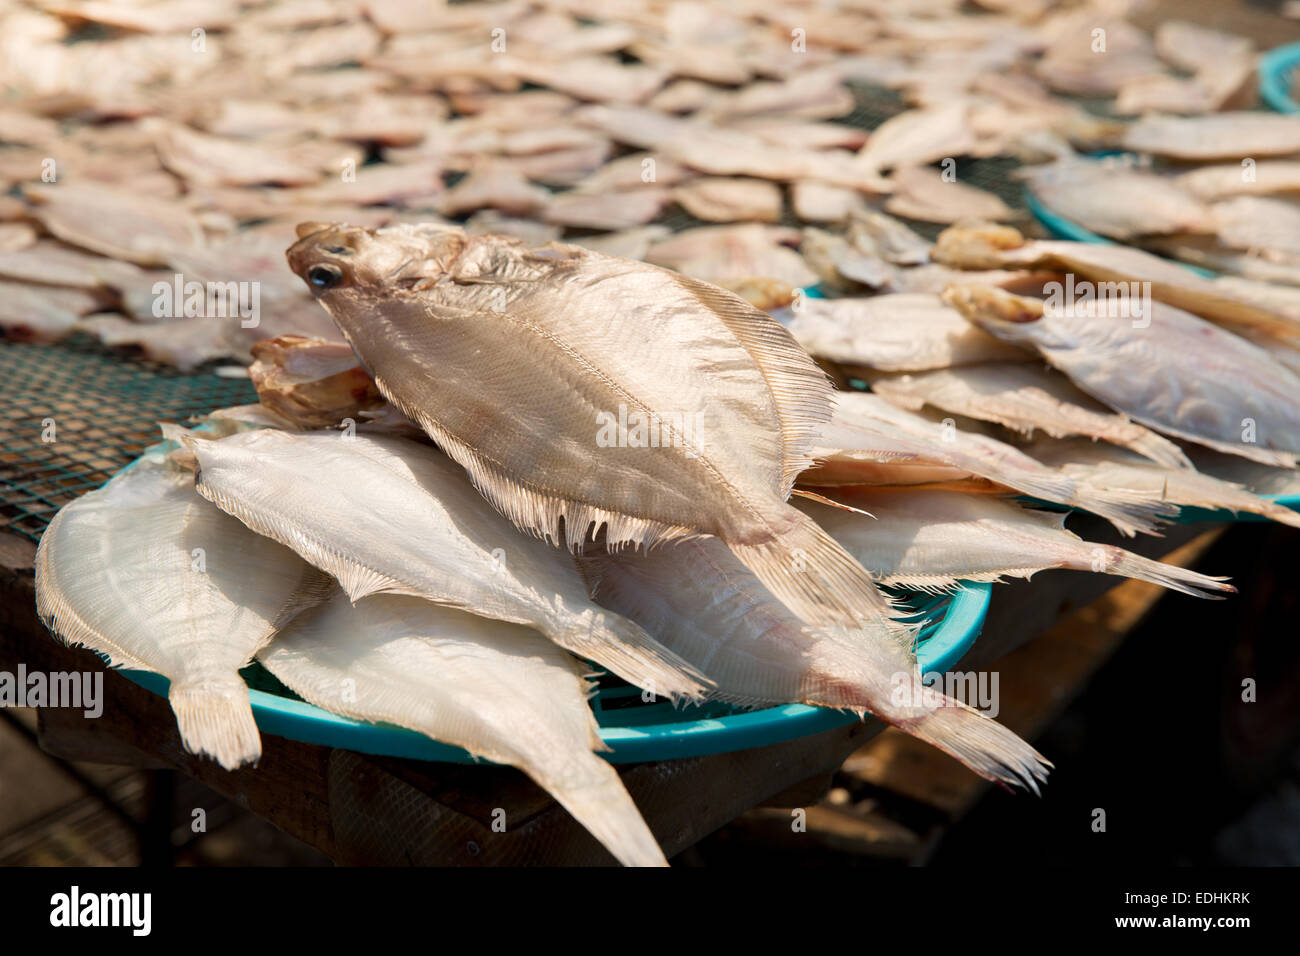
[261,589,666,866]
[931,224,1300,363]
[867,362,1193,469]
[1026,437,1300,531]
[781,293,1033,371]
[1122,112,1300,161]
[34,448,328,769]
[287,222,897,628]
[944,284,1300,468]
[187,428,709,700]
[807,392,1176,536]
[579,536,1051,792]
[1018,157,1211,241]
[797,488,1232,598]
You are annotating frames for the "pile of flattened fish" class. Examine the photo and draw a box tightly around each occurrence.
[13,1,1300,865]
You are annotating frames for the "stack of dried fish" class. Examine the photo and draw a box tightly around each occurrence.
[15,0,1300,866]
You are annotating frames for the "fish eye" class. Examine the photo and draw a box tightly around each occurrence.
[323,245,351,256]
[308,263,344,289]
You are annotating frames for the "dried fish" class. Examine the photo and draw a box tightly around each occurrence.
[671,178,783,223]
[262,590,668,866]
[248,335,384,428]
[944,284,1300,467]
[1027,438,1300,531]
[542,187,672,230]
[808,392,1175,536]
[23,183,205,267]
[0,281,104,341]
[885,165,1015,224]
[854,102,976,185]
[799,488,1231,597]
[1175,161,1300,201]
[1123,112,1300,161]
[35,449,327,769]
[288,222,899,628]
[188,428,708,699]
[868,362,1193,469]
[436,161,551,218]
[580,537,1051,792]
[783,293,1032,371]
[1019,158,1210,240]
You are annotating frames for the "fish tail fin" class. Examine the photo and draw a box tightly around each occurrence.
[1096,546,1235,599]
[803,631,1048,793]
[1125,431,1194,471]
[1074,486,1178,537]
[573,611,713,705]
[893,688,1052,795]
[169,679,262,771]
[1256,500,1300,530]
[728,506,907,628]
[537,757,669,867]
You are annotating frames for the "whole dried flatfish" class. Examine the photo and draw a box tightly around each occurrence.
[671,177,782,223]
[261,590,668,866]
[783,293,1032,371]
[23,182,205,267]
[35,449,327,769]
[944,284,1300,467]
[580,536,1051,793]
[436,160,551,218]
[287,222,898,628]
[868,362,1193,469]
[1123,112,1300,161]
[1175,162,1300,202]
[854,101,976,185]
[885,165,1016,224]
[799,488,1232,598]
[1211,197,1300,261]
[187,428,708,700]
[0,280,104,341]
[1019,158,1210,240]
[932,225,1300,362]
[809,392,1175,536]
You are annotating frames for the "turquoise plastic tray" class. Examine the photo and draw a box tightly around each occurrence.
[100,437,993,764]
[1260,43,1300,114]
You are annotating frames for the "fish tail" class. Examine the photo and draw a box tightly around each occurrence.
[572,611,713,704]
[891,685,1052,795]
[536,757,669,867]
[1094,546,1235,599]
[1073,486,1178,537]
[728,507,907,629]
[1124,431,1194,471]
[169,679,262,771]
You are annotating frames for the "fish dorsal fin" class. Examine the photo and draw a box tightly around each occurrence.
[668,272,835,497]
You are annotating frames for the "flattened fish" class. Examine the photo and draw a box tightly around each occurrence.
[798,488,1232,598]
[932,224,1300,362]
[35,449,327,769]
[261,590,667,866]
[885,165,1016,224]
[868,362,1193,469]
[23,182,205,267]
[1027,437,1300,531]
[1122,112,1300,161]
[580,537,1051,793]
[671,177,782,223]
[783,293,1033,372]
[1018,158,1210,240]
[287,222,898,628]
[187,429,709,700]
[808,392,1175,536]
[944,284,1300,467]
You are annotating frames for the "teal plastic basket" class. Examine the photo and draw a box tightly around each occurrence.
[1259,43,1300,114]
[98,437,993,765]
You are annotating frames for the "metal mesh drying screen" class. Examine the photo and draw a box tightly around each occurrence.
[0,334,256,542]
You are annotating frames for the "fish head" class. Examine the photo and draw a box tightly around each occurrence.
[942,284,1045,346]
[286,221,470,298]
